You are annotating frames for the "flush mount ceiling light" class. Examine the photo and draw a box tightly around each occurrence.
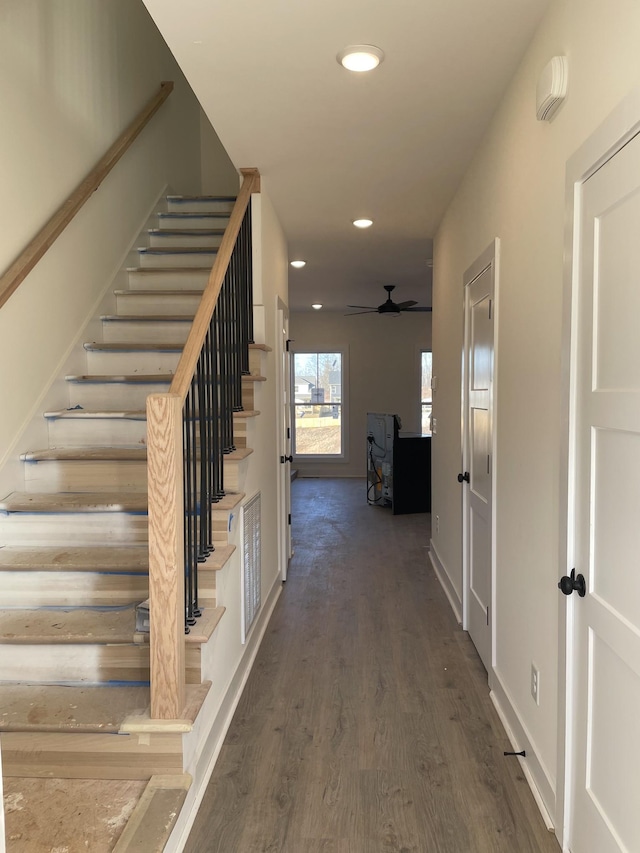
[312,303,323,310]
[353,218,373,229]
[290,260,306,268]
[337,44,384,72]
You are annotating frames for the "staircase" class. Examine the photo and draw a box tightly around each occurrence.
[0,194,268,848]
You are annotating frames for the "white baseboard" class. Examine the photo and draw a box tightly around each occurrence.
[490,671,558,835]
[429,540,462,624]
[164,575,283,853]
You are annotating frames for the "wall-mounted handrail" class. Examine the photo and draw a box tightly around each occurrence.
[0,81,174,311]
[147,168,260,720]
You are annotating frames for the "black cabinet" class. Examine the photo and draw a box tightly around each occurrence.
[392,433,431,514]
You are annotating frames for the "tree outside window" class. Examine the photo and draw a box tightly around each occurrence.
[293,352,343,456]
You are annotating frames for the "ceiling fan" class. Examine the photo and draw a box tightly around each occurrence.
[346,285,432,316]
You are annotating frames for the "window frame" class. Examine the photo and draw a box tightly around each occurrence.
[291,347,349,461]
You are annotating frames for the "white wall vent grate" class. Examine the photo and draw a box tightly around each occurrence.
[242,492,261,642]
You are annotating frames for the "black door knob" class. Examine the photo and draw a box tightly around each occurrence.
[457,471,470,483]
[558,568,586,597]
[280,455,293,464]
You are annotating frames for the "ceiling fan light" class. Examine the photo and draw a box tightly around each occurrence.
[312,303,323,310]
[337,45,384,72]
[353,218,373,229]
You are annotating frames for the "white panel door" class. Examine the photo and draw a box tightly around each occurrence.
[568,129,640,853]
[463,253,495,673]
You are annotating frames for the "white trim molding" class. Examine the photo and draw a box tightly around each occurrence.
[429,540,463,624]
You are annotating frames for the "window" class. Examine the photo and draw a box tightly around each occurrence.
[421,351,433,435]
[293,352,344,456]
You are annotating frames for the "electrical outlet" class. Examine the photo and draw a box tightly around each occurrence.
[531,663,540,705]
[435,515,440,534]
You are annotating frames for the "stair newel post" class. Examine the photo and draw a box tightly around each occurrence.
[147,392,186,720]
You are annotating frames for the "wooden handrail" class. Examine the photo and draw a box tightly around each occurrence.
[0,81,174,311]
[169,167,261,400]
[148,168,260,719]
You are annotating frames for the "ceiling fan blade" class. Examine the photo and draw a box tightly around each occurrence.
[345,310,377,315]
[347,304,377,310]
[403,306,433,312]
[396,300,418,310]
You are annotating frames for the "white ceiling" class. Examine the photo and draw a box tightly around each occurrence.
[143,0,550,312]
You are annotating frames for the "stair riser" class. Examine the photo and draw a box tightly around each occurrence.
[2,732,182,779]
[115,293,200,316]
[0,513,148,547]
[138,250,217,269]
[101,320,193,344]
[2,730,184,780]
[249,349,265,375]
[167,198,235,214]
[0,571,148,607]
[47,417,147,447]
[127,269,209,290]
[85,349,181,373]
[67,381,171,410]
[0,643,150,683]
[158,214,230,230]
[24,460,149,493]
[67,380,258,411]
[148,232,223,249]
[23,457,246,494]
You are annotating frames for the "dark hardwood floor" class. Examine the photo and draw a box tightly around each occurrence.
[184,478,559,853]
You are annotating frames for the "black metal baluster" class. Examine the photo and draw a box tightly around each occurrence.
[211,310,224,500]
[183,387,194,630]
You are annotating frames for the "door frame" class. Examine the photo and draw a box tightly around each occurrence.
[275,296,292,581]
[558,88,640,851]
[461,239,499,670]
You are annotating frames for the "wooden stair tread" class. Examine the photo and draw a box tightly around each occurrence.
[0,492,148,513]
[138,246,218,254]
[124,268,211,275]
[21,447,253,462]
[0,546,149,572]
[84,341,184,352]
[66,372,265,383]
[0,605,138,644]
[212,492,244,511]
[22,448,148,461]
[0,683,150,732]
[100,314,195,322]
[185,607,226,644]
[200,543,236,571]
[44,407,259,420]
[44,408,147,419]
[0,682,209,734]
[149,228,226,235]
[167,194,236,202]
[66,374,175,383]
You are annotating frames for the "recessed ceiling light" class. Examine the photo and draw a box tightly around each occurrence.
[290,260,306,268]
[353,219,373,229]
[337,45,384,72]
[312,303,323,310]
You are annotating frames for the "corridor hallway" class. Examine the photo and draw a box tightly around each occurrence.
[185,478,559,852]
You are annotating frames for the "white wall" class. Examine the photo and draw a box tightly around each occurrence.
[0,0,203,484]
[289,312,431,477]
[431,0,640,822]
[200,111,241,196]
